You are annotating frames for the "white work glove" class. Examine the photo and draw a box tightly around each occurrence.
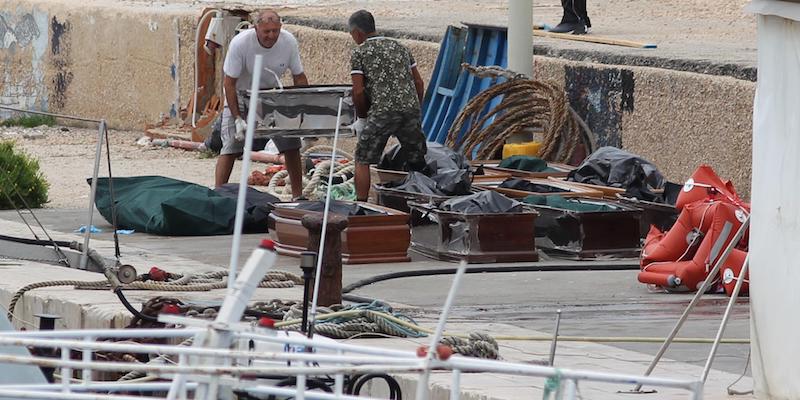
[234,116,247,142]
[350,117,367,138]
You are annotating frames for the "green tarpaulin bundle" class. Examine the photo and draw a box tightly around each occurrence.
[90,176,273,236]
[523,194,618,212]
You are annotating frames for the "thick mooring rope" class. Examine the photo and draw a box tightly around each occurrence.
[446,64,592,163]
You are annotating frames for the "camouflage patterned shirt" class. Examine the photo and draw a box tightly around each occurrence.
[350,36,420,115]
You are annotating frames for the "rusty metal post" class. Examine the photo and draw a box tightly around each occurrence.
[302,214,348,307]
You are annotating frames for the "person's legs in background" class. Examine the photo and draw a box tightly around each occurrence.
[215,108,244,187]
[550,0,590,35]
[353,114,396,202]
[272,137,304,199]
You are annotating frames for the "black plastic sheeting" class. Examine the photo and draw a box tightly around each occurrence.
[440,191,523,214]
[388,172,443,195]
[499,178,564,193]
[294,201,381,216]
[568,146,666,202]
[213,184,279,231]
[379,142,472,196]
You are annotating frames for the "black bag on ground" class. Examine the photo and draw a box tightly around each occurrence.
[567,146,666,202]
[92,176,274,236]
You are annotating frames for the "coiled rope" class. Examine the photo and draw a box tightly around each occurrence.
[440,332,500,359]
[265,145,356,201]
[279,301,426,339]
[446,64,593,163]
[6,270,303,321]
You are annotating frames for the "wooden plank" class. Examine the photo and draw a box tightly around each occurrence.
[533,29,657,49]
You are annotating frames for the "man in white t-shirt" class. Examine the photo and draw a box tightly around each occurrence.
[215,9,309,198]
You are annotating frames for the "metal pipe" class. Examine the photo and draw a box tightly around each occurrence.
[563,378,577,400]
[701,254,750,382]
[417,263,467,400]
[81,336,93,386]
[0,328,200,339]
[308,96,345,335]
[508,0,533,77]
[60,346,71,394]
[450,370,461,400]
[549,309,562,366]
[80,120,106,269]
[0,105,101,124]
[226,54,263,290]
[441,357,699,391]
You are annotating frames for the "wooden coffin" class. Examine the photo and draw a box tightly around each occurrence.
[472,177,603,199]
[370,165,511,186]
[268,201,411,264]
[524,197,642,259]
[408,203,539,263]
[615,195,679,239]
[373,185,455,215]
[470,159,574,179]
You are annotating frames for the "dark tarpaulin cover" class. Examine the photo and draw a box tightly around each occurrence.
[378,142,472,195]
[294,200,380,216]
[567,146,665,202]
[91,176,274,236]
[499,178,564,193]
[440,191,523,214]
[388,172,444,195]
[213,184,279,232]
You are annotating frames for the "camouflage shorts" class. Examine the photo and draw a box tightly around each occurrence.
[355,110,427,165]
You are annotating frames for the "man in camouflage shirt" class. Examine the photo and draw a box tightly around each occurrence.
[348,9,427,201]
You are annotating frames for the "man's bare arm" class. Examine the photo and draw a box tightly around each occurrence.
[411,66,425,104]
[351,74,369,119]
[292,72,309,87]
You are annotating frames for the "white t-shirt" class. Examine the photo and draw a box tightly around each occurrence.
[223,28,304,93]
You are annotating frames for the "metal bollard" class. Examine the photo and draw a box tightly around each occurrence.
[299,251,317,334]
[301,213,348,307]
[33,313,60,382]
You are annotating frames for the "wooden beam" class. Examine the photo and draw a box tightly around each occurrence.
[533,29,657,49]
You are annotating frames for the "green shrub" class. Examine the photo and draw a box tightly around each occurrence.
[0,115,56,128]
[0,141,49,209]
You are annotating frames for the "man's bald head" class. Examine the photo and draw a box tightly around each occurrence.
[254,9,282,48]
[256,9,281,24]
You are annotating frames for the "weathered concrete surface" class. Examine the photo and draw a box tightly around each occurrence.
[0,0,200,129]
[534,57,754,197]
[289,24,438,90]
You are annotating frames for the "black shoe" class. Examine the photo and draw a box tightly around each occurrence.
[549,21,580,33]
[572,23,587,35]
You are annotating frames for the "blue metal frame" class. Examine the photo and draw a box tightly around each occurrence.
[422,24,509,145]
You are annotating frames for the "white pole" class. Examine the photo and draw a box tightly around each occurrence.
[227,54,263,290]
[80,120,106,269]
[508,0,533,77]
[749,13,800,399]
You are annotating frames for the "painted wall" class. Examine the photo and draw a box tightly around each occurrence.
[534,57,754,197]
[0,0,197,128]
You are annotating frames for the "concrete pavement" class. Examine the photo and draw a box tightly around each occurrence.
[0,208,753,398]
